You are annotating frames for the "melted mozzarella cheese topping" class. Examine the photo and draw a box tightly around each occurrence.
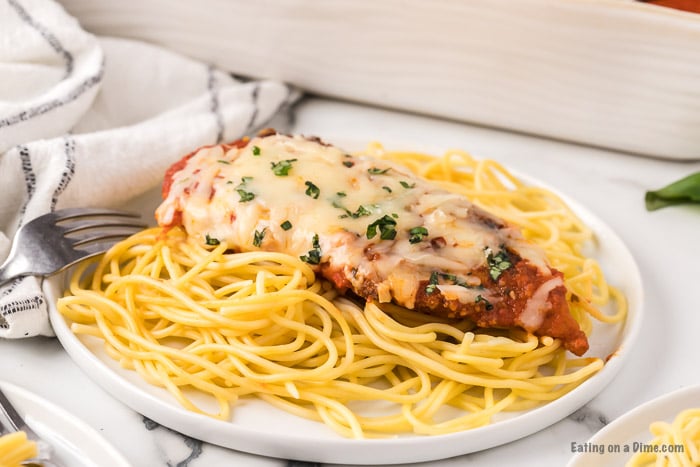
[156,134,550,308]
[519,276,564,331]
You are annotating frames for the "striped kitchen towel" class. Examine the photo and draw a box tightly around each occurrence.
[0,0,298,338]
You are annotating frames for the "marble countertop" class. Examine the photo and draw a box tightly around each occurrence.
[2,96,699,466]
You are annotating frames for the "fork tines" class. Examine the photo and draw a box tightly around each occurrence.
[53,208,148,253]
[0,208,150,286]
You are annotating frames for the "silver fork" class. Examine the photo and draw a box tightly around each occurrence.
[0,386,62,467]
[0,208,147,286]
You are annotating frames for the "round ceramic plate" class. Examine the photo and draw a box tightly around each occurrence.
[44,171,643,465]
[567,384,700,467]
[0,381,130,467]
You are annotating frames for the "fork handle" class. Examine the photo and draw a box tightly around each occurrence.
[0,387,34,438]
[0,271,26,288]
[0,270,25,287]
[0,249,31,287]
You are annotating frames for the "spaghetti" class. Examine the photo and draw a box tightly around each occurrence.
[0,431,37,467]
[626,408,700,466]
[57,145,626,438]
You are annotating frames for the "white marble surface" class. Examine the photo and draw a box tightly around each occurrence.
[1,96,699,466]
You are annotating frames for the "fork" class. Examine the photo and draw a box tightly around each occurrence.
[0,208,147,287]
[0,386,62,467]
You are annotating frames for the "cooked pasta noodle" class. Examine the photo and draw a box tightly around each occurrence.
[0,431,37,467]
[625,408,700,467]
[57,145,626,438]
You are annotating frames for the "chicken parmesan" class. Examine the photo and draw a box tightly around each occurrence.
[156,130,589,356]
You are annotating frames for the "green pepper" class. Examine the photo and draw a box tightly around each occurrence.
[645,172,700,211]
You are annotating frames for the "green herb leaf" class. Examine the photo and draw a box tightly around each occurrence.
[253,228,267,247]
[425,271,440,294]
[368,167,390,175]
[205,234,220,246]
[252,145,261,156]
[382,186,392,193]
[342,160,354,168]
[400,181,416,189]
[439,272,457,282]
[366,215,397,240]
[236,188,255,202]
[217,159,230,164]
[408,226,429,244]
[333,202,373,219]
[235,177,255,202]
[280,220,292,230]
[336,191,347,197]
[432,272,482,290]
[353,205,372,218]
[332,200,350,217]
[300,234,322,264]
[305,181,320,199]
[475,294,494,311]
[270,159,298,176]
[645,172,700,211]
[485,247,512,281]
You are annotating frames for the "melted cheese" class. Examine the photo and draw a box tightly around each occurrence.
[519,276,564,331]
[156,134,550,308]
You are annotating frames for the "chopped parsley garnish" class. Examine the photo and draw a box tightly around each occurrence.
[352,205,372,218]
[205,234,220,246]
[332,200,348,215]
[485,247,513,281]
[408,226,429,244]
[368,167,390,175]
[280,220,292,230]
[235,177,255,202]
[366,215,397,240]
[217,159,230,164]
[342,160,354,168]
[300,234,322,264]
[440,272,458,283]
[337,191,347,197]
[333,201,374,219]
[425,271,440,294]
[270,158,298,176]
[475,294,494,311]
[252,145,261,156]
[350,204,372,219]
[449,273,483,290]
[253,228,267,247]
[236,188,255,202]
[424,271,482,295]
[400,181,416,189]
[382,186,392,193]
[305,181,320,199]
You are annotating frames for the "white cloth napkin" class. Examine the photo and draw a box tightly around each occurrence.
[0,0,298,338]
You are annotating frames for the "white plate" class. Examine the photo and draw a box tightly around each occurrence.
[567,384,700,467]
[0,381,130,467]
[45,172,644,465]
